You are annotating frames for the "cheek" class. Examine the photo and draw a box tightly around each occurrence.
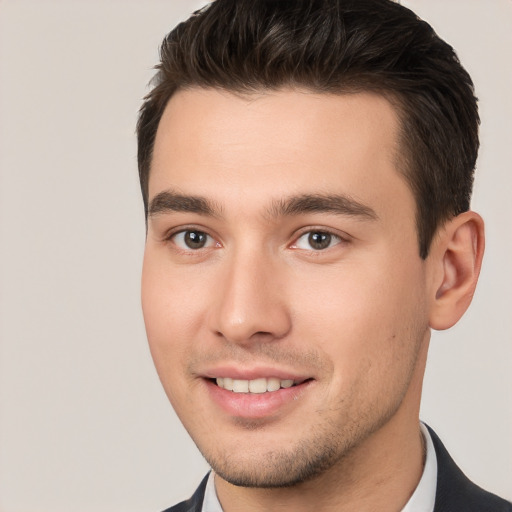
[141,253,205,396]
[290,261,400,334]
[289,257,428,378]
[142,251,206,339]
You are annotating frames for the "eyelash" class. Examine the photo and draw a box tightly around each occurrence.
[291,229,347,251]
[164,227,219,252]
[164,226,349,254]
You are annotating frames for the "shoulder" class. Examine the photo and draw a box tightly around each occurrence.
[161,473,209,512]
[427,425,512,512]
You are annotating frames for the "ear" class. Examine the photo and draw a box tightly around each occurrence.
[428,211,485,331]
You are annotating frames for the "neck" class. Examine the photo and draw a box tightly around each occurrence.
[215,340,429,512]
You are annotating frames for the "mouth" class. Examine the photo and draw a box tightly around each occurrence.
[212,376,309,394]
[204,374,314,419]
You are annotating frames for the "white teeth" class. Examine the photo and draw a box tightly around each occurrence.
[232,379,249,393]
[215,377,298,393]
[267,377,281,392]
[248,378,267,394]
[223,377,233,391]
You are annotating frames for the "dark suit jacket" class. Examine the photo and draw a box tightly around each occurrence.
[163,426,512,512]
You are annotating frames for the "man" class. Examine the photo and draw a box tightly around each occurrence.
[137,0,511,510]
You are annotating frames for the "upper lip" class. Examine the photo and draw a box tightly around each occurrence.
[199,365,312,383]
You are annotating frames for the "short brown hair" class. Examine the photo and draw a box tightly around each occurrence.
[137,0,479,258]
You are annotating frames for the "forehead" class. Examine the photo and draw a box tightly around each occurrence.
[150,87,412,217]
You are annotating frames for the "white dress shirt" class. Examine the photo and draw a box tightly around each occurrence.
[202,423,437,512]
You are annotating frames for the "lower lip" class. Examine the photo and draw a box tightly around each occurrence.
[205,379,313,419]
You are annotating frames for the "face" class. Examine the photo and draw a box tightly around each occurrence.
[142,88,432,487]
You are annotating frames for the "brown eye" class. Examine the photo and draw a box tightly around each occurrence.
[172,230,214,250]
[293,230,342,251]
[184,230,207,249]
[308,232,332,250]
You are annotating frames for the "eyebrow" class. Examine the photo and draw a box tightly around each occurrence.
[267,193,378,221]
[148,190,377,221]
[148,190,223,218]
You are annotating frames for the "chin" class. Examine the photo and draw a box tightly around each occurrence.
[198,429,353,489]
[211,453,337,488]
[192,389,408,489]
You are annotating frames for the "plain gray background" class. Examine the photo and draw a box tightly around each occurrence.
[0,1,510,510]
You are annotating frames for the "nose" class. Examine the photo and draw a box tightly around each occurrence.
[208,250,292,345]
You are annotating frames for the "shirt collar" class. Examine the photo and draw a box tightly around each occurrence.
[202,470,222,512]
[400,422,437,512]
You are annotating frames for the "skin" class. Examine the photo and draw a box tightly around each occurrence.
[142,88,484,511]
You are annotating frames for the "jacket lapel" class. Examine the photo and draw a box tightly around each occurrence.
[162,473,209,512]
[428,425,511,511]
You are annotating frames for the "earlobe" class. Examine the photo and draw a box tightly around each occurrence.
[429,211,485,331]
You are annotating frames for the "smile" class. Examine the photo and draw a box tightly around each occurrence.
[206,375,314,418]
[215,377,296,394]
